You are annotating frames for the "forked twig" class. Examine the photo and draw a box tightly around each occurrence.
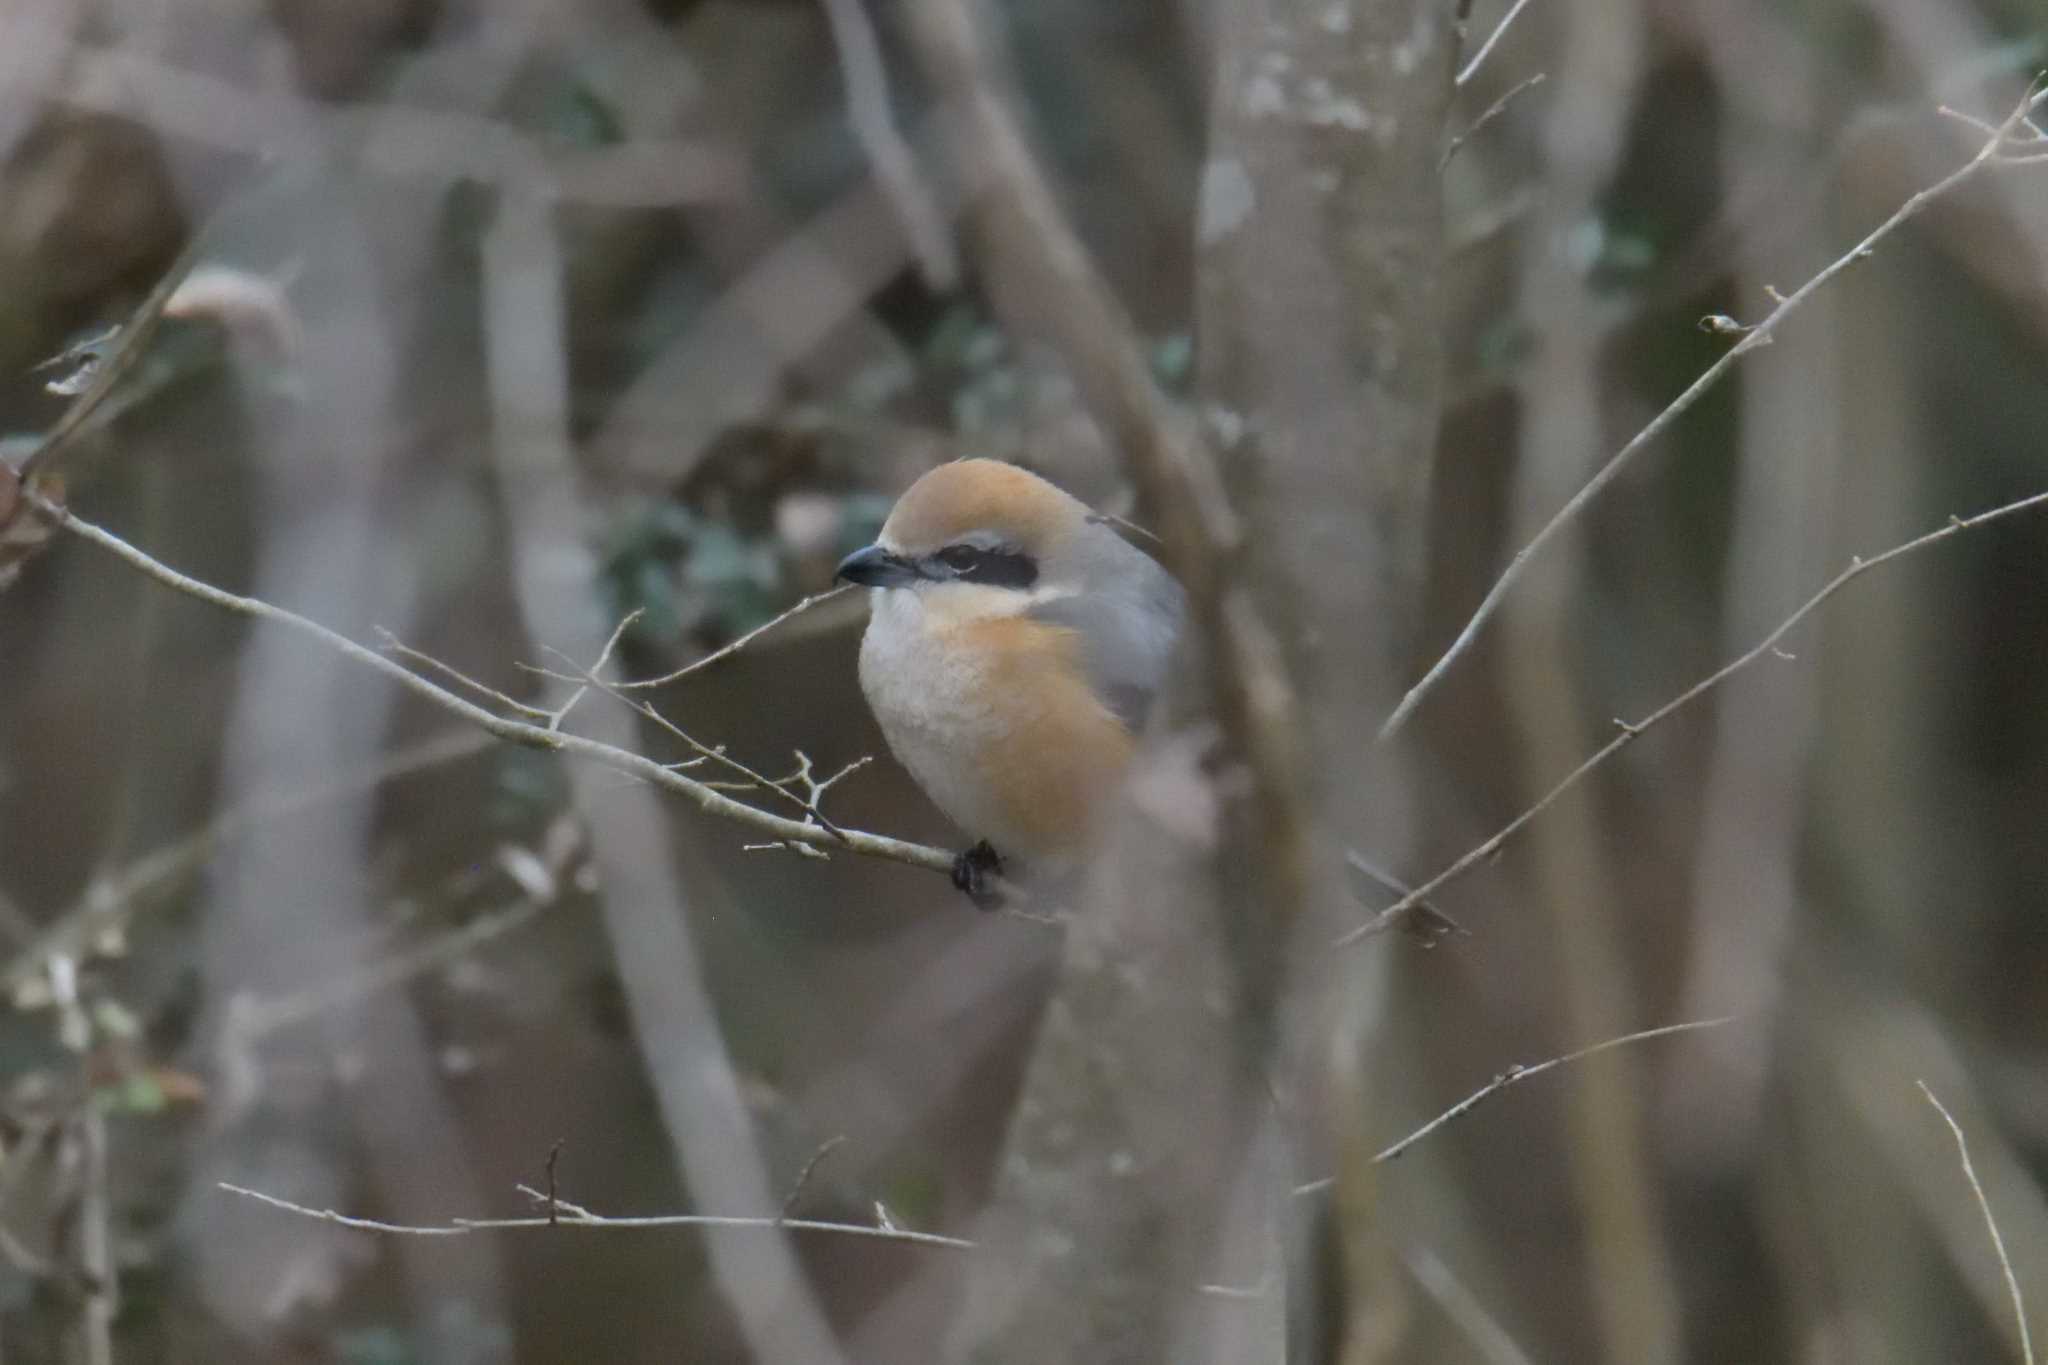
[618,584,854,691]
[534,632,857,842]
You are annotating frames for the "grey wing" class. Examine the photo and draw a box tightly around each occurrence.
[1030,549,1186,734]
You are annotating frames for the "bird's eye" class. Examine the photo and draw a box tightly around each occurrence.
[930,543,1038,589]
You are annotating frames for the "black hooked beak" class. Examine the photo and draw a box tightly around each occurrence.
[834,543,922,589]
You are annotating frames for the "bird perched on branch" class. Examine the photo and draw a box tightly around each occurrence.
[836,459,1185,906]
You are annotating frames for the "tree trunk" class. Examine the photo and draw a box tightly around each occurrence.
[944,0,1453,1360]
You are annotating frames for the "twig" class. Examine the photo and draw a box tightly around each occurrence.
[1366,1016,1735,1165]
[13,240,202,484]
[544,1141,565,1227]
[32,493,954,875]
[1456,0,1540,88]
[818,0,958,290]
[770,752,872,828]
[619,585,854,691]
[1197,1267,1277,1301]
[546,609,642,732]
[27,491,960,880]
[518,1183,597,1221]
[780,1135,849,1219]
[536,643,855,842]
[1343,487,2048,944]
[1918,1081,2036,1365]
[1379,81,2048,740]
[1291,1018,1734,1203]
[377,628,554,721]
[1938,104,2048,152]
[523,610,644,734]
[218,1181,973,1250]
[1344,849,1466,939]
[1443,72,1546,168]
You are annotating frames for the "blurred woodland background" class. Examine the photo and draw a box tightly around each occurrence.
[1,0,2047,1361]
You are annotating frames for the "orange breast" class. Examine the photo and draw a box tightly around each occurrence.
[945,615,1136,858]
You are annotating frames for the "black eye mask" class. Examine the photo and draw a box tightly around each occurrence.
[928,543,1039,590]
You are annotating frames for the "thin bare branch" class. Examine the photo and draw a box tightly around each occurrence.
[1380,83,2048,739]
[780,1136,849,1219]
[1456,0,1540,88]
[1919,1081,2036,1365]
[1283,1017,1736,1248]
[1344,850,1466,939]
[619,585,855,690]
[1443,72,1546,167]
[27,491,960,880]
[540,643,855,842]
[218,1181,973,1251]
[1344,487,2048,944]
[376,628,554,721]
[1291,1017,1735,1205]
[1366,1017,1736,1165]
[13,240,202,484]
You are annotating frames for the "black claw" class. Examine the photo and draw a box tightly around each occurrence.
[951,840,1006,911]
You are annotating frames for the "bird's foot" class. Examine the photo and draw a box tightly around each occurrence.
[951,840,1006,911]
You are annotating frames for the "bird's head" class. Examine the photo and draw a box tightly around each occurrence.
[834,459,1111,621]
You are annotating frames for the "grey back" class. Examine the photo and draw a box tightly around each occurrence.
[1029,524,1186,733]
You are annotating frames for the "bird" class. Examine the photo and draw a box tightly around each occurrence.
[835,459,1186,906]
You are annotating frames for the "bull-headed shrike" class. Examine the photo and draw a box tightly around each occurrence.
[836,459,1186,905]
